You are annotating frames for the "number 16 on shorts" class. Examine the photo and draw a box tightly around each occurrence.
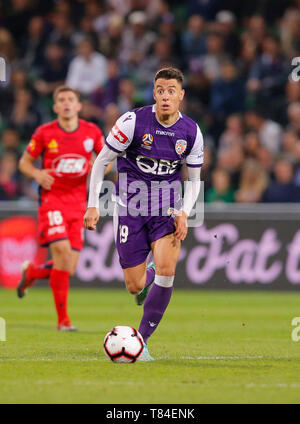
[119,225,129,243]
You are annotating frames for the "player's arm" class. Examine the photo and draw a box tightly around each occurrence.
[84,111,136,230]
[84,145,119,230]
[174,125,204,241]
[19,152,55,191]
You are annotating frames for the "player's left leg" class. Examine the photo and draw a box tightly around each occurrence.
[49,240,79,331]
[138,233,180,348]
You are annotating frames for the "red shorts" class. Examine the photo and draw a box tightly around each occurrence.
[38,203,84,251]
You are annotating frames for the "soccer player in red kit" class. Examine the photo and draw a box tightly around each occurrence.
[17,86,105,331]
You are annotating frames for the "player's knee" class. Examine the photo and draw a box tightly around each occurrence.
[125,279,143,294]
[52,245,72,270]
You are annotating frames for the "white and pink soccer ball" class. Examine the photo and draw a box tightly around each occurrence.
[103,326,144,363]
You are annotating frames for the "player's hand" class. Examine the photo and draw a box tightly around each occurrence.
[174,211,188,241]
[35,169,55,191]
[84,207,100,231]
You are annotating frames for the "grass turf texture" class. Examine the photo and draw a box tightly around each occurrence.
[0,288,300,404]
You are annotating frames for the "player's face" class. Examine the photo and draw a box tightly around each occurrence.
[153,79,185,117]
[53,91,82,120]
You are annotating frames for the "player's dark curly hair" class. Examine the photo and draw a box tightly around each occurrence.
[154,67,184,85]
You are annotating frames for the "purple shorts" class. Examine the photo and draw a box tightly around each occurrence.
[114,207,176,269]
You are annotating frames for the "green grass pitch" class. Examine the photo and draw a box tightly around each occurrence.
[1,288,300,404]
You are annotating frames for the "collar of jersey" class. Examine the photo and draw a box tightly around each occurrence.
[152,104,182,128]
[57,119,80,133]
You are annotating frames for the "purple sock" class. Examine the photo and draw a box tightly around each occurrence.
[138,276,173,343]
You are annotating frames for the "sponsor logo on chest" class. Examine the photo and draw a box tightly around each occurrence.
[52,154,89,177]
[48,139,59,153]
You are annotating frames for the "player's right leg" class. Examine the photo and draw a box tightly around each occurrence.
[17,259,53,298]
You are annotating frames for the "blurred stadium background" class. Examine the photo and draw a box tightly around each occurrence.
[1,0,300,291]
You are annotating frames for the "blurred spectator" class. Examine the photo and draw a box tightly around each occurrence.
[187,0,221,21]
[245,109,283,155]
[103,103,121,136]
[287,102,300,137]
[119,11,157,74]
[3,0,36,47]
[8,89,41,141]
[88,0,114,35]
[0,28,17,83]
[99,14,124,59]
[34,43,68,97]
[20,16,49,74]
[256,146,274,174]
[205,168,235,203]
[201,32,225,81]
[235,159,268,203]
[91,59,120,110]
[0,128,21,156]
[0,151,21,200]
[214,10,240,58]
[210,59,245,124]
[217,145,244,189]
[247,35,290,107]
[66,38,108,97]
[48,12,76,51]
[135,38,177,98]
[219,114,244,152]
[118,79,136,114]
[263,158,300,202]
[73,15,99,49]
[282,130,300,160]
[280,8,300,59]
[243,15,267,47]
[181,15,206,62]
[243,131,260,159]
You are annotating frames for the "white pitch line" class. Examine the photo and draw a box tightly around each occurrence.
[181,356,264,360]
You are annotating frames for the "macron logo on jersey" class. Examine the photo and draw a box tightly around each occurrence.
[111,124,128,144]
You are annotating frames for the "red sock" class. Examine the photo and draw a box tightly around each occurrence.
[27,260,54,281]
[49,269,70,327]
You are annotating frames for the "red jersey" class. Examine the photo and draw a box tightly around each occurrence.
[27,119,104,209]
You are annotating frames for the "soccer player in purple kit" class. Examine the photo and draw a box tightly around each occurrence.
[84,68,203,360]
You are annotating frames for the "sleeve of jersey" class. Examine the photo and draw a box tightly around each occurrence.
[185,125,204,168]
[182,166,201,217]
[105,111,136,153]
[87,145,119,209]
[26,127,44,159]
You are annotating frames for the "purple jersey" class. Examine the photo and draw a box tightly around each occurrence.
[106,105,204,214]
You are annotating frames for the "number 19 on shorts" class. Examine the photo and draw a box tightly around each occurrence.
[119,225,129,243]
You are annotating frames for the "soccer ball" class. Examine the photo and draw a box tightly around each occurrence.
[103,326,144,363]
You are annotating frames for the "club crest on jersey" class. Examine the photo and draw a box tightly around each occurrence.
[175,139,187,155]
[48,139,59,153]
[142,134,153,150]
[83,138,94,153]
